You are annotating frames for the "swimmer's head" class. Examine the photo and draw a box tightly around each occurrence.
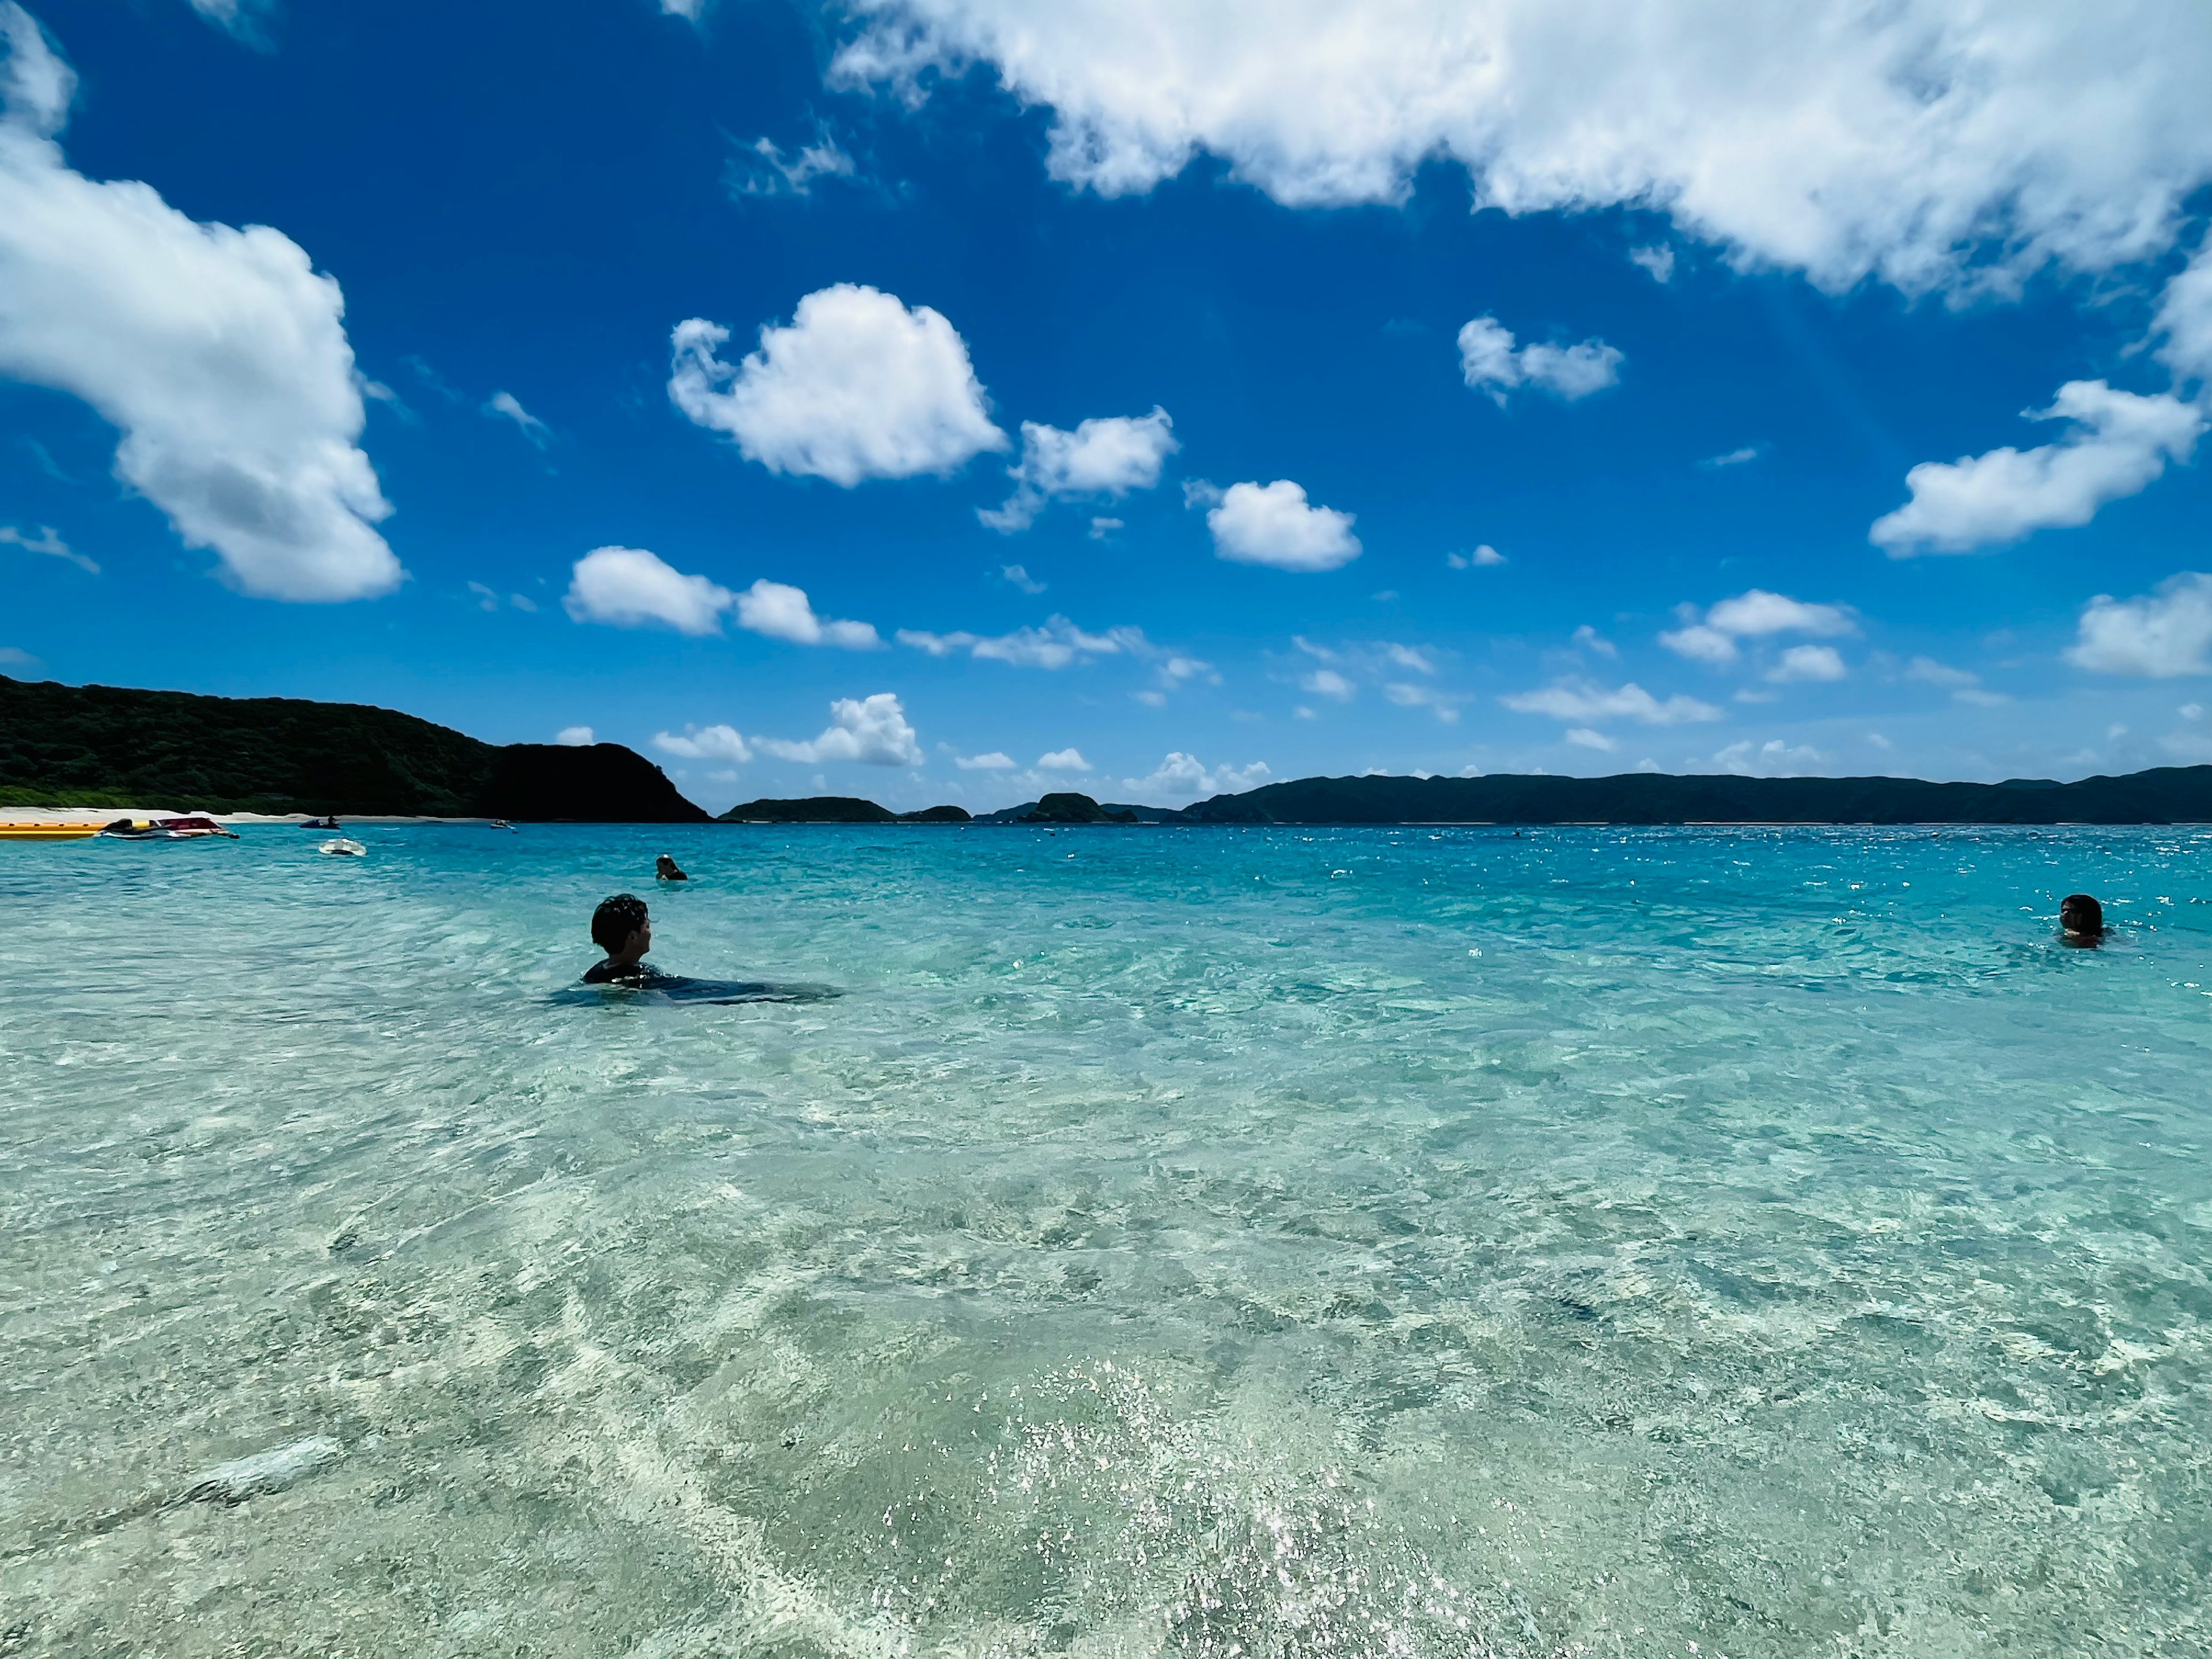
[2059,893,2104,938]
[591,892,651,957]
[655,854,686,880]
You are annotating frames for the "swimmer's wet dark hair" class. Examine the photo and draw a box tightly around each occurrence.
[592,893,649,954]
[2059,893,2104,934]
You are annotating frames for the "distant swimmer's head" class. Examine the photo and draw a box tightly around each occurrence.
[592,892,652,962]
[2059,893,2105,944]
[656,854,687,881]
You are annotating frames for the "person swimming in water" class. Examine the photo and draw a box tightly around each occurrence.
[571,892,839,1004]
[2059,893,2105,946]
[656,854,687,881]
[583,893,673,986]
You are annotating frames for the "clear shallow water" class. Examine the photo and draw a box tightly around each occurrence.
[3,824,2210,1658]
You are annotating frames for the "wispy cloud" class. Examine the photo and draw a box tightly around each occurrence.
[1,524,95,574]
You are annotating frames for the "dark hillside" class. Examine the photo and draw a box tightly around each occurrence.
[1177,768,2212,825]
[0,676,704,820]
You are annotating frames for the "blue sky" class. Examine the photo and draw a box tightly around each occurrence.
[3,0,2211,812]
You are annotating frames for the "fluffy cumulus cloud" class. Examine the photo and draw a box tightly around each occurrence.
[1457,316,1623,404]
[733,578,881,649]
[1871,381,2206,555]
[1502,679,1722,726]
[757,692,924,766]
[1199,479,1360,571]
[980,407,1177,531]
[653,724,753,762]
[1122,752,1270,802]
[2066,572,2212,678]
[832,1,2212,297]
[0,6,399,601]
[1766,643,1847,683]
[955,750,1015,770]
[1661,589,1855,665]
[555,725,594,747]
[2156,243,2212,390]
[897,615,1142,668]
[668,283,1006,486]
[1037,747,1089,771]
[563,546,734,635]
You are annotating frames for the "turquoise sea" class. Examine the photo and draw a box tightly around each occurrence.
[4,823,2210,1657]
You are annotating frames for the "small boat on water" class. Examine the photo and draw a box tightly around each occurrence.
[319,838,367,857]
[0,821,101,841]
[100,816,240,840]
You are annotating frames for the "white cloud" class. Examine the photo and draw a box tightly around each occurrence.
[1904,656,1977,690]
[1706,590,1854,638]
[653,724,752,763]
[979,406,1177,531]
[183,0,272,46]
[1700,444,1763,469]
[757,692,924,766]
[2156,240,2212,390]
[832,1,2212,299]
[1382,642,1434,674]
[1301,667,1354,701]
[1658,623,1736,666]
[1502,678,1723,725]
[1122,752,1270,801]
[1565,727,1618,751]
[484,390,550,448]
[1903,654,2008,703]
[2066,571,2212,678]
[668,283,1006,486]
[897,614,1141,668]
[1089,516,1122,539]
[2181,703,2205,721]
[563,546,734,635]
[1661,589,1855,663]
[1001,562,1046,593]
[1457,316,1623,404]
[1446,543,1506,569]
[0,644,41,671]
[0,521,92,573]
[467,579,535,615]
[1702,738,1824,775]
[0,6,399,601]
[1571,623,1617,658]
[1872,381,2206,555]
[1627,245,1674,283]
[734,578,881,649]
[1205,479,1360,571]
[730,129,858,198]
[955,749,1015,770]
[555,725,594,747]
[1038,747,1089,770]
[1384,681,1459,722]
[1767,643,1847,683]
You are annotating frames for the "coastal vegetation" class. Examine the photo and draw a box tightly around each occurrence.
[0,675,705,820]
[10,673,2211,824]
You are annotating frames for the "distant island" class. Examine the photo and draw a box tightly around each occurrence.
[8,673,2210,825]
[0,675,706,821]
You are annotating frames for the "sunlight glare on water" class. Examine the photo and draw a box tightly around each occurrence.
[3,823,2210,1657]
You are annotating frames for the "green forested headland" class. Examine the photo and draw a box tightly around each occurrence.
[0,676,707,820]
